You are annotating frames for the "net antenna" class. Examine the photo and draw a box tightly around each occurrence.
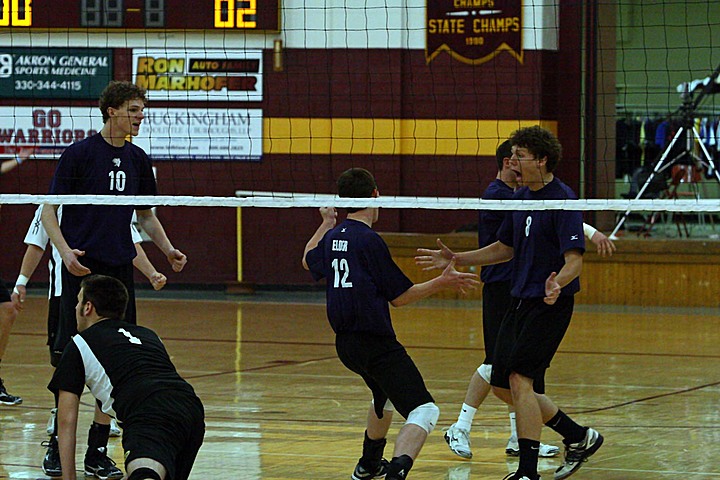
[611,62,720,238]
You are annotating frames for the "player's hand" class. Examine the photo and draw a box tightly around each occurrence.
[440,258,481,295]
[62,249,91,277]
[590,231,616,257]
[415,238,455,271]
[149,272,167,290]
[11,285,26,311]
[544,271,561,305]
[17,147,34,163]
[319,207,337,226]
[167,249,187,272]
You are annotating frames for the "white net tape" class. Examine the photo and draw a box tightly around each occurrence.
[1,192,719,212]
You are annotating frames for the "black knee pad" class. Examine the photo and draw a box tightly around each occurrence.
[127,467,162,480]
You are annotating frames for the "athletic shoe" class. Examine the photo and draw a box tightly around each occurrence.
[41,436,62,477]
[443,423,472,459]
[0,378,22,405]
[84,447,123,479]
[351,458,389,479]
[553,428,604,480]
[502,473,541,480]
[109,418,122,437]
[506,436,560,457]
[46,408,57,435]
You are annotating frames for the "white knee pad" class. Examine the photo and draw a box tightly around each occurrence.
[477,363,492,383]
[405,402,440,433]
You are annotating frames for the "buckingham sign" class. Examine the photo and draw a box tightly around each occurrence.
[0,48,112,99]
[133,108,263,161]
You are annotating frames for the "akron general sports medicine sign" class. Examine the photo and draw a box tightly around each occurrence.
[426,0,522,65]
[132,49,263,102]
[0,48,112,99]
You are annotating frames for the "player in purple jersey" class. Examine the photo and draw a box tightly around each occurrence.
[41,81,187,479]
[443,141,615,462]
[303,168,480,480]
[417,127,604,480]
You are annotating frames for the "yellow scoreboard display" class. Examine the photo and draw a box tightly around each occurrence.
[0,0,280,31]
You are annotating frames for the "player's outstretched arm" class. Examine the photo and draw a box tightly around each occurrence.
[133,243,167,290]
[302,207,337,270]
[11,244,45,310]
[391,258,480,307]
[41,204,90,277]
[544,249,583,305]
[583,223,616,257]
[415,238,455,271]
[136,209,187,272]
[416,238,513,270]
[57,390,80,480]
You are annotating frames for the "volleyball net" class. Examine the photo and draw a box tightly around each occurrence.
[1,1,720,288]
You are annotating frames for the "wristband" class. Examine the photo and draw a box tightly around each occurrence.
[582,223,597,240]
[15,155,23,165]
[15,274,29,286]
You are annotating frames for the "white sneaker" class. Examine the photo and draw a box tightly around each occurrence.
[46,408,57,436]
[506,436,560,458]
[109,418,122,437]
[554,428,604,480]
[443,423,472,459]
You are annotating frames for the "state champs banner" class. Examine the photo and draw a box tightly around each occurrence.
[426,0,523,65]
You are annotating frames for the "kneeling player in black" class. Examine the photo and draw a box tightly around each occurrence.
[49,275,204,480]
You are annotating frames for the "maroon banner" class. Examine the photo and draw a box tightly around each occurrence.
[426,0,523,65]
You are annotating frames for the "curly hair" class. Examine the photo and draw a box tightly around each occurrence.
[98,81,147,123]
[510,126,563,173]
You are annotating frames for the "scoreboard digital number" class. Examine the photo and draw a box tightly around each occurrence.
[0,0,280,31]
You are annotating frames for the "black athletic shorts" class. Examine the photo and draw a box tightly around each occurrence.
[54,260,136,357]
[490,296,574,394]
[481,280,512,365]
[335,332,434,419]
[122,391,205,480]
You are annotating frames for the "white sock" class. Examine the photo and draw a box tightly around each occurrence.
[456,403,477,431]
[508,412,517,439]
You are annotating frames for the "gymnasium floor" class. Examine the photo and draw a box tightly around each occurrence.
[1,290,719,479]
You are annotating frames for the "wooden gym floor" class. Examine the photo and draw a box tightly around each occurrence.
[0,290,719,479]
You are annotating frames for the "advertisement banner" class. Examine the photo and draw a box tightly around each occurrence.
[0,48,113,99]
[133,108,263,161]
[426,1,523,65]
[0,106,99,158]
[132,49,263,102]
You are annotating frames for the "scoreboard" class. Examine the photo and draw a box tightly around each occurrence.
[0,0,280,31]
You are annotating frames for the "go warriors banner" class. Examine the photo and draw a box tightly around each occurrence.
[426,0,522,65]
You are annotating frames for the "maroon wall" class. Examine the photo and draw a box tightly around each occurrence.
[0,6,584,288]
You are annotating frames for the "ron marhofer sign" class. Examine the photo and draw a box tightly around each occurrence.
[0,48,112,99]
